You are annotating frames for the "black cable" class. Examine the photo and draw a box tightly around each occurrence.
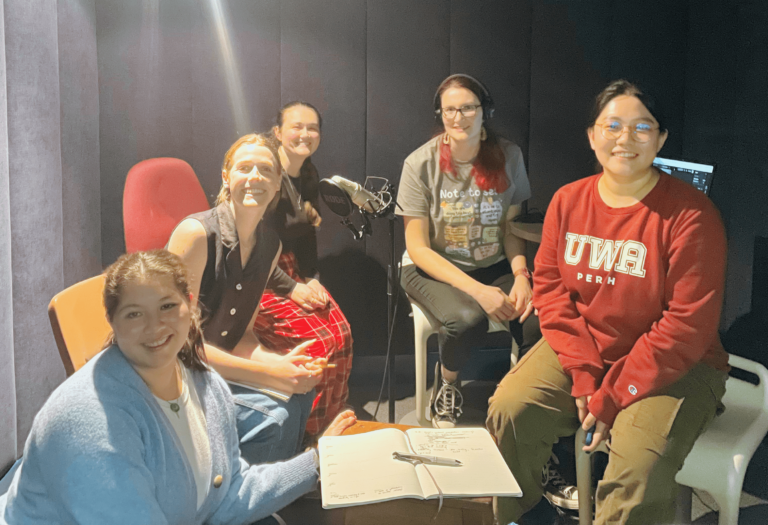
[371,248,403,422]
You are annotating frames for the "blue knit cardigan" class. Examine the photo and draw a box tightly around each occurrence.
[0,346,318,524]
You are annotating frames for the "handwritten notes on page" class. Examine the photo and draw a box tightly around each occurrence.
[406,428,521,499]
[318,427,521,509]
[319,428,425,508]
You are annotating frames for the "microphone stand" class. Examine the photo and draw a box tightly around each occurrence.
[339,181,402,423]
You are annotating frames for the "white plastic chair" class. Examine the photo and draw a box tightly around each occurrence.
[405,298,440,427]
[400,295,519,428]
[575,354,768,525]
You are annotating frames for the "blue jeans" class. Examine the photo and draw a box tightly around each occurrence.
[229,385,315,464]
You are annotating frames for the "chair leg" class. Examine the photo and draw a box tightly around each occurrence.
[414,329,430,427]
[714,486,741,525]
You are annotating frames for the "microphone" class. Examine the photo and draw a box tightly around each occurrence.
[319,175,387,216]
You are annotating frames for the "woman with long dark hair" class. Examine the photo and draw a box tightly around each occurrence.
[252,101,354,436]
[397,74,541,428]
[487,80,728,524]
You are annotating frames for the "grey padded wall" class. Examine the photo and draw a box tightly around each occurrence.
[59,0,101,285]
[6,0,66,451]
[190,0,281,201]
[0,0,16,475]
[0,0,101,473]
[97,0,198,265]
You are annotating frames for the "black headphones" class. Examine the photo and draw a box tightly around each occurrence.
[433,73,495,121]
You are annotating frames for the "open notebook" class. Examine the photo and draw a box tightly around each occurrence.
[318,427,521,509]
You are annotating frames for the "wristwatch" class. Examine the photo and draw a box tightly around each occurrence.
[513,267,532,280]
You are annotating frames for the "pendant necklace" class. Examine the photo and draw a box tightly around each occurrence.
[166,362,183,417]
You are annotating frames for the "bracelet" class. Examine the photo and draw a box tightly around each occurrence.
[513,267,531,280]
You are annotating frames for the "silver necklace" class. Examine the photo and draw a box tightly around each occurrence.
[161,362,183,418]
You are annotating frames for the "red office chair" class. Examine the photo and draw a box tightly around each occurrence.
[123,158,210,252]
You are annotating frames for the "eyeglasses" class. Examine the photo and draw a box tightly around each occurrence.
[598,120,659,143]
[437,104,482,119]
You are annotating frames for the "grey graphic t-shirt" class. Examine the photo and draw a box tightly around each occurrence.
[396,136,530,270]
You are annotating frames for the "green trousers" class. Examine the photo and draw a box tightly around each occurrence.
[487,338,726,525]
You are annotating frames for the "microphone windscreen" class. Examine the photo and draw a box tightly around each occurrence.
[318,178,354,217]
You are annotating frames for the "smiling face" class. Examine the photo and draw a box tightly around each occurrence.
[588,95,668,180]
[440,86,484,144]
[109,275,191,374]
[274,105,321,160]
[222,143,281,208]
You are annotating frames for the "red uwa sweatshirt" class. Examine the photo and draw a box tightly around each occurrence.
[533,173,729,426]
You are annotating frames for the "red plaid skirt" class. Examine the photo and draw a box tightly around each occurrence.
[253,252,353,435]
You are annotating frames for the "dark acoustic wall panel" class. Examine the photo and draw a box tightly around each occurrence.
[362,0,451,356]
[527,1,613,214]
[98,0,197,265]
[450,0,532,162]
[58,0,101,285]
[720,5,768,328]
[609,0,688,157]
[684,0,740,325]
[684,2,768,327]
[279,0,366,260]
[527,1,688,215]
[190,0,281,204]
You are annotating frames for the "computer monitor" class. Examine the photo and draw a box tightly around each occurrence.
[652,156,716,195]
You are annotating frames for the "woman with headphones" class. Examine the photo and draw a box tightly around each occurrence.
[396,74,541,428]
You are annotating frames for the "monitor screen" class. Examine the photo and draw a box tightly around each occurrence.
[653,156,715,195]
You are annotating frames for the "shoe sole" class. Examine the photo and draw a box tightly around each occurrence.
[431,418,457,429]
[543,491,581,511]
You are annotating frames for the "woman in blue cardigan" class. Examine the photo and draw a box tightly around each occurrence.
[0,250,355,525]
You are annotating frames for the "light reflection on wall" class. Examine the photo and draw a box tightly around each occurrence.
[207,0,250,135]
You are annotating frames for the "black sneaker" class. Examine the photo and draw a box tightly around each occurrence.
[430,362,463,428]
[542,455,580,511]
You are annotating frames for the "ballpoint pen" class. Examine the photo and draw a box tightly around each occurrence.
[392,452,462,467]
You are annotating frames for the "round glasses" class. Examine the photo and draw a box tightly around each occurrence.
[599,120,659,143]
[437,104,481,119]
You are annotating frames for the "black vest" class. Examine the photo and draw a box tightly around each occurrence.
[189,203,280,351]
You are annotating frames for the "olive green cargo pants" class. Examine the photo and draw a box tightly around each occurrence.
[487,338,726,525]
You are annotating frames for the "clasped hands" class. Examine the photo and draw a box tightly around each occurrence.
[472,274,535,323]
[576,395,610,453]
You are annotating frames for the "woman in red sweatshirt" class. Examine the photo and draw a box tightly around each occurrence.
[487,80,729,525]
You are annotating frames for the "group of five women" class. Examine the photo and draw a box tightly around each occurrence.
[0,73,728,525]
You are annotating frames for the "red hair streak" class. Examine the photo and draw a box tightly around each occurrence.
[439,138,508,193]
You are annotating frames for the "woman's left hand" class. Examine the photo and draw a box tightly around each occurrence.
[290,282,326,311]
[508,274,534,322]
[306,279,330,307]
[581,412,610,453]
